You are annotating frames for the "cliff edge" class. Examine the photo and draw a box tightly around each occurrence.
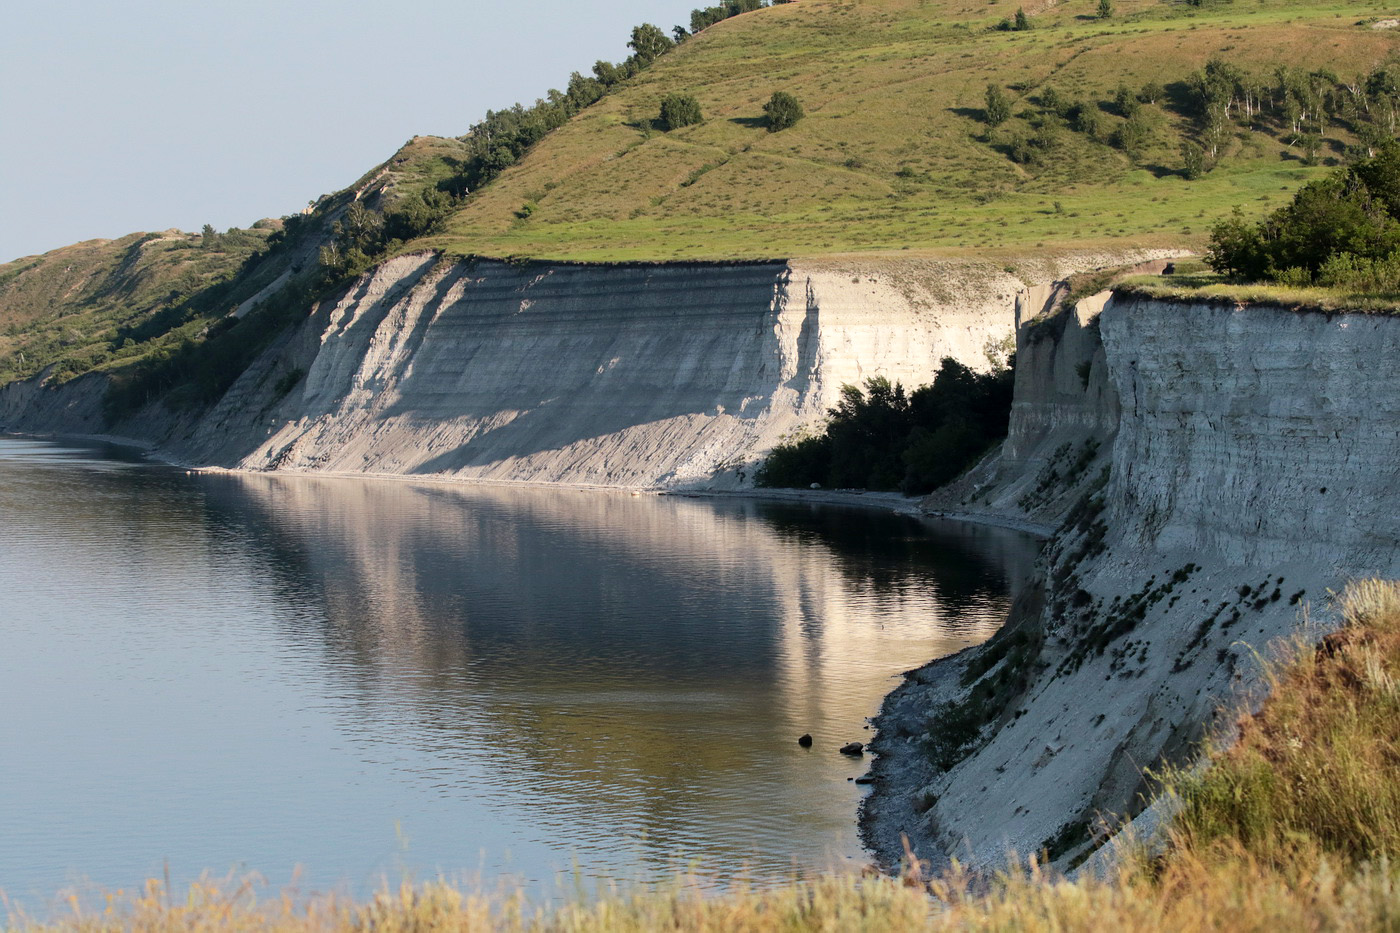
[864,292,1400,874]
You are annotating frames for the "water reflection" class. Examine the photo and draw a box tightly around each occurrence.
[0,439,1040,902]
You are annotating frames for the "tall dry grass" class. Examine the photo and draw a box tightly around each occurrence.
[12,581,1400,932]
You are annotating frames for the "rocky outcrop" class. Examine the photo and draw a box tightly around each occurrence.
[866,294,1400,875]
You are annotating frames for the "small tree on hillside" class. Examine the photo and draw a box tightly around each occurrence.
[763,91,804,131]
[628,23,674,66]
[1097,0,1113,19]
[659,93,703,130]
[1014,7,1031,30]
[985,84,1012,127]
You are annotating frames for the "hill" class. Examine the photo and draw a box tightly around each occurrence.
[413,0,1400,261]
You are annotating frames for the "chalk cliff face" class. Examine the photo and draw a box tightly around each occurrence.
[155,253,1035,487]
[867,294,1400,874]
[0,251,1174,490]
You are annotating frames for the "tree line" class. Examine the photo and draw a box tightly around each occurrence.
[981,57,1400,179]
[756,358,1015,494]
[1207,143,1400,292]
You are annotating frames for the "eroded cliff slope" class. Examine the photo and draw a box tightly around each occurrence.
[5,252,1166,489]
[866,294,1400,874]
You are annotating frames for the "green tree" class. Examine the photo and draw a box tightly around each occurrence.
[1014,7,1031,30]
[628,24,674,66]
[985,84,1012,127]
[763,91,804,131]
[1206,146,1400,281]
[658,93,703,131]
[1097,0,1113,18]
[1181,141,1207,180]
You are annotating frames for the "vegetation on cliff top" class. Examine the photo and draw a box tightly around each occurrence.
[13,581,1400,931]
[1121,143,1400,309]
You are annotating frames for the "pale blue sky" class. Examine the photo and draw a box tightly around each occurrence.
[0,0,698,263]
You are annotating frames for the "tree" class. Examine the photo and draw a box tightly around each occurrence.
[1014,7,1031,30]
[200,224,218,250]
[985,84,1012,127]
[628,24,674,66]
[763,91,804,131]
[1097,0,1113,18]
[658,93,703,131]
[1181,141,1207,180]
[1206,146,1400,282]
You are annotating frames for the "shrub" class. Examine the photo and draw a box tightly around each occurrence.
[984,84,1011,127]
[763,91,804,132]
[755,357,1014,494]
[658,93,703,130]
[1206,145,1400,282]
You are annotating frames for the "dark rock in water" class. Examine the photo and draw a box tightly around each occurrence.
[798,733,813,748]
[855,774,877,785]
[839,742,865,756]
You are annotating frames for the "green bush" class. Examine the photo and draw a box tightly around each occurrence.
[755,357,1014,494]
[984,84,1011,127]
[658,93,704,131]
[1206,145,1400,283]
[763,91,804,131]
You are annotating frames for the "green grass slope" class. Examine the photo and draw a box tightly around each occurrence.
[415,0,1400,262]
[0,136,465,400]
[0,228,273,387]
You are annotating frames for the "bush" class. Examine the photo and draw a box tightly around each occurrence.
[658,93,703,130]
[1206,145,1400,283]
[763,91,804,132]
[984,84,1011,127]
[755,357,1014,494]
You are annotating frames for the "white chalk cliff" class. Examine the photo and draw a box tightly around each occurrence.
[864,292,1400,873]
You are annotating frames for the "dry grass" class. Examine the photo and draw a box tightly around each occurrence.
[1118,273,1400,314]
[13,581,1400,931]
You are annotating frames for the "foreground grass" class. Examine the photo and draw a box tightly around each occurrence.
[13,581,1400,931]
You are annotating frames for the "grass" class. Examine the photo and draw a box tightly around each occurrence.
[1119,267,1400,313]
[0,230,272,386]
[14,580,1400,930]
[407,0,1400,262]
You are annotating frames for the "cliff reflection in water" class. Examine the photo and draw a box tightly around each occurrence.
[200,474,1038,882]
[0,437,1040,899]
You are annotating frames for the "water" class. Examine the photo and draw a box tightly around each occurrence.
[0,436,1041,904]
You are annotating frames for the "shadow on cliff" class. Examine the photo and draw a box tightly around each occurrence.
[358,262,821,474]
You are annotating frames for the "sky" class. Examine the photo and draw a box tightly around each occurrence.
[0,0,699,264]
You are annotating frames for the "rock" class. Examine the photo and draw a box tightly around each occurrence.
[797,733,813,748]
[839,742,865,756]
[855,774,877,785]
[810,483,822,490]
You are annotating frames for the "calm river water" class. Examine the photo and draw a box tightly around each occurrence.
[0,436,1040,904]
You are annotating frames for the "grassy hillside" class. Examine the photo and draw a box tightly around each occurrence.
[14,582,1400,931]
[414,0,1400,261]
[0,136,464,401]
[0,228,273,387]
